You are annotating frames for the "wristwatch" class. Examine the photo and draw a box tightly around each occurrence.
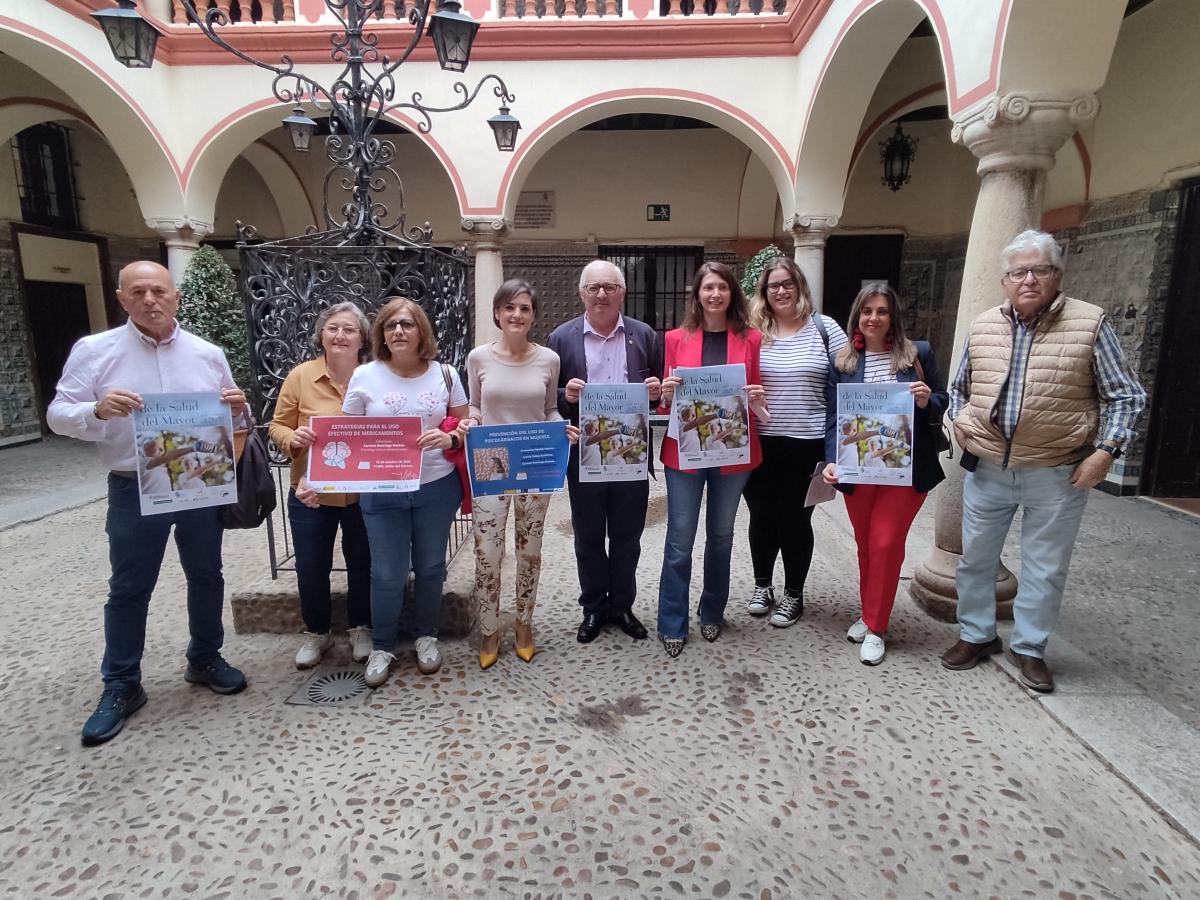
[449,433,460,450]
[1096,443,1122,460]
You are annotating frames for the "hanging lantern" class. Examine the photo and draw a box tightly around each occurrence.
[281,107,319,152]
[879,123,918,192]
[428,0,480,73]
[92,0,161,69]
[487,106,521,152]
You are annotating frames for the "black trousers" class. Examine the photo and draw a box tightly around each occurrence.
[566,451,651,616]
[742,435,826,595]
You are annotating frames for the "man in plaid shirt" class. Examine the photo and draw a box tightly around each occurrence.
[940,230,1146,693]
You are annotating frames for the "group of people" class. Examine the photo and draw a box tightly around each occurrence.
[49,227,1145,746]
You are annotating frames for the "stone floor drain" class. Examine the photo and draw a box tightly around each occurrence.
[286,668,370,707]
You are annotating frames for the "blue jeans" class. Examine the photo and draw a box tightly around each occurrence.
[658,466,752,639]
[102,473,226,688]
[359,471,462,649]
[956,460,1090,657]
[287,491,372,633]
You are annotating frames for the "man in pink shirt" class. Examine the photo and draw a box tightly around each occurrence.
[48,261,249,747]
[549,260,663,645]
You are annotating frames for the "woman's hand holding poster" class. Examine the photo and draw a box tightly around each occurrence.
[579,383,650,483]
[668,364,751,469]
[835,384,914,486]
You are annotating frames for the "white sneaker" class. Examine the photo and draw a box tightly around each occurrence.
[415,636,442,674]
[846,618,869,644]
[860,633,885,666]
[348,626,373,663]
[294,632,332,669]
[364,650,395,687]
[747,584,774,616]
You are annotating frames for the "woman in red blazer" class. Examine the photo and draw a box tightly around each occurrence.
[657,262,765,657]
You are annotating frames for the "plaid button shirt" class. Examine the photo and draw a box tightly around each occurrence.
[949,299,1146,449]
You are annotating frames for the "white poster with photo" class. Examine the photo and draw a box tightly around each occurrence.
[579,383,650,483]
[835,383,915,486]
[668,364,750,469]
[133,392,237,515]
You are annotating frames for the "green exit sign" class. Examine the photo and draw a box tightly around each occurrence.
[647,204,671,222]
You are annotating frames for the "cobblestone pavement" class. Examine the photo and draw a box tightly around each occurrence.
[2,477,1199,899]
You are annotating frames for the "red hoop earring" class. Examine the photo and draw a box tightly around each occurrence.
[852,330,865,350]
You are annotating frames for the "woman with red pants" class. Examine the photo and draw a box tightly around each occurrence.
[821,283,947,665]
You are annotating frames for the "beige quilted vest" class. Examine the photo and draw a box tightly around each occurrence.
[953,294,1104,468]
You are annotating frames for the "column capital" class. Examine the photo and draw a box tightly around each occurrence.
[951,92,1100,175]
[146,216,214,247]
[789,214,839,247]
[460,216,511,240]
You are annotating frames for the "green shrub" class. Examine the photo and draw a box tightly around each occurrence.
[739,244,786,299]
[178,245,252,392]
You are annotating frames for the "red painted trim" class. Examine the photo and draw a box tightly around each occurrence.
[1073,131,1092,202]
[847,82,943,178]
[0,15,184,187]
[468,87,795,217]
[1041,204,1086,232]
[0,96,100,132]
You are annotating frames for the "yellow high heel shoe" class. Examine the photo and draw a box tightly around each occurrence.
[479,632,501,670]
[514,623,536,663]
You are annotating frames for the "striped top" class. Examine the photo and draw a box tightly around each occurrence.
[759,314,848,439]
[863,351,896,384]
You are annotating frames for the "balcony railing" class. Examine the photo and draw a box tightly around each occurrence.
[171,0,296,24]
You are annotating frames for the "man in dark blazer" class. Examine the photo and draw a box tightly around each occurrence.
[549,260,663,644]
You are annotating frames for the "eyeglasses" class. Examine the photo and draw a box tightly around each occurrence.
[1003,265,1058,283]
[583,283,622,297]
[765,279,797,294]
[322,325,359,336]
[383,319,418,333]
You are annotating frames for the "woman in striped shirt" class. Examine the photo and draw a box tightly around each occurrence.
[821,283,948,666]
[743,257,848,628]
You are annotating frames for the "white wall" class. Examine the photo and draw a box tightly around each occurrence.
[213,156,284,239]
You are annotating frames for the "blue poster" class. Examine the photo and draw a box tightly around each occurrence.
[835,383,915,486]
[466,421,569,496]
[132,392,237,516]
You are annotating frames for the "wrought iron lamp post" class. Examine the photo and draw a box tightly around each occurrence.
[879,122,918,192]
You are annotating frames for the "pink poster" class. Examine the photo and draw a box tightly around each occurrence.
[306,416,423,493]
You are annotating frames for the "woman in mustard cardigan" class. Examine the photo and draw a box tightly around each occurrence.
[657,262,766,657]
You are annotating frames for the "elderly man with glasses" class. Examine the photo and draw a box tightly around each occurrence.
[548,260,663,645]
[941,229,1146,692]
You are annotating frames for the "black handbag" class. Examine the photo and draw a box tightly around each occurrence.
[913,355,952,456]
[221,409,278,529]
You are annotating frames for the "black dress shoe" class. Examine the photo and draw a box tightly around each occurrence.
[577,612,605,644]
[611,611,649,640]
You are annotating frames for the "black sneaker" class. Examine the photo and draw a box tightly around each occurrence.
[184,656,247,695]
[769,590,804,628]
[747,584,774,617]
[81,684,148,747]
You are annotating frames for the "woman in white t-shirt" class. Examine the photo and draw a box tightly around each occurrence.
[342,297,469,689]
[743,257,849,628]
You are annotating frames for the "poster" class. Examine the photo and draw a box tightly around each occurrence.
[668,364,751,469]
[133,392,237,516]
[579,383,650,483]
[306,416,423,492]
[466,421,569,496]
[835,383,915,486]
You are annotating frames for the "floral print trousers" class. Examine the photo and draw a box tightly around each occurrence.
[472,493,552,636]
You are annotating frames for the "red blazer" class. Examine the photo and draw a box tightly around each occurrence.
[659,327,763,475]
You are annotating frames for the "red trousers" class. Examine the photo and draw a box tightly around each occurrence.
[843,485,927,634]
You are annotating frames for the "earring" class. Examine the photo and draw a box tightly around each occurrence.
[852,330,865,350]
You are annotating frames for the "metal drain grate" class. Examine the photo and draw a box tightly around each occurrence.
[286,668,370,707]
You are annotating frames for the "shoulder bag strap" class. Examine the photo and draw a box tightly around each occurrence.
[811,312,829,352]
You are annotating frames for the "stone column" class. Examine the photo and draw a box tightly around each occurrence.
[910,93,1100,621]
[462,217,510,347]
[147,217,213,286]
[790,215,837,312]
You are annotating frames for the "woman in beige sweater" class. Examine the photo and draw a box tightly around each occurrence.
[463,279,577,669]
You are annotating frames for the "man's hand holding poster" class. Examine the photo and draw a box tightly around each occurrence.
[579,383,649,483]
[466,421,569,496]
[307,416,423,492]
[133,392,237,515]
[835,383,914,486]
[667,364,751,469]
